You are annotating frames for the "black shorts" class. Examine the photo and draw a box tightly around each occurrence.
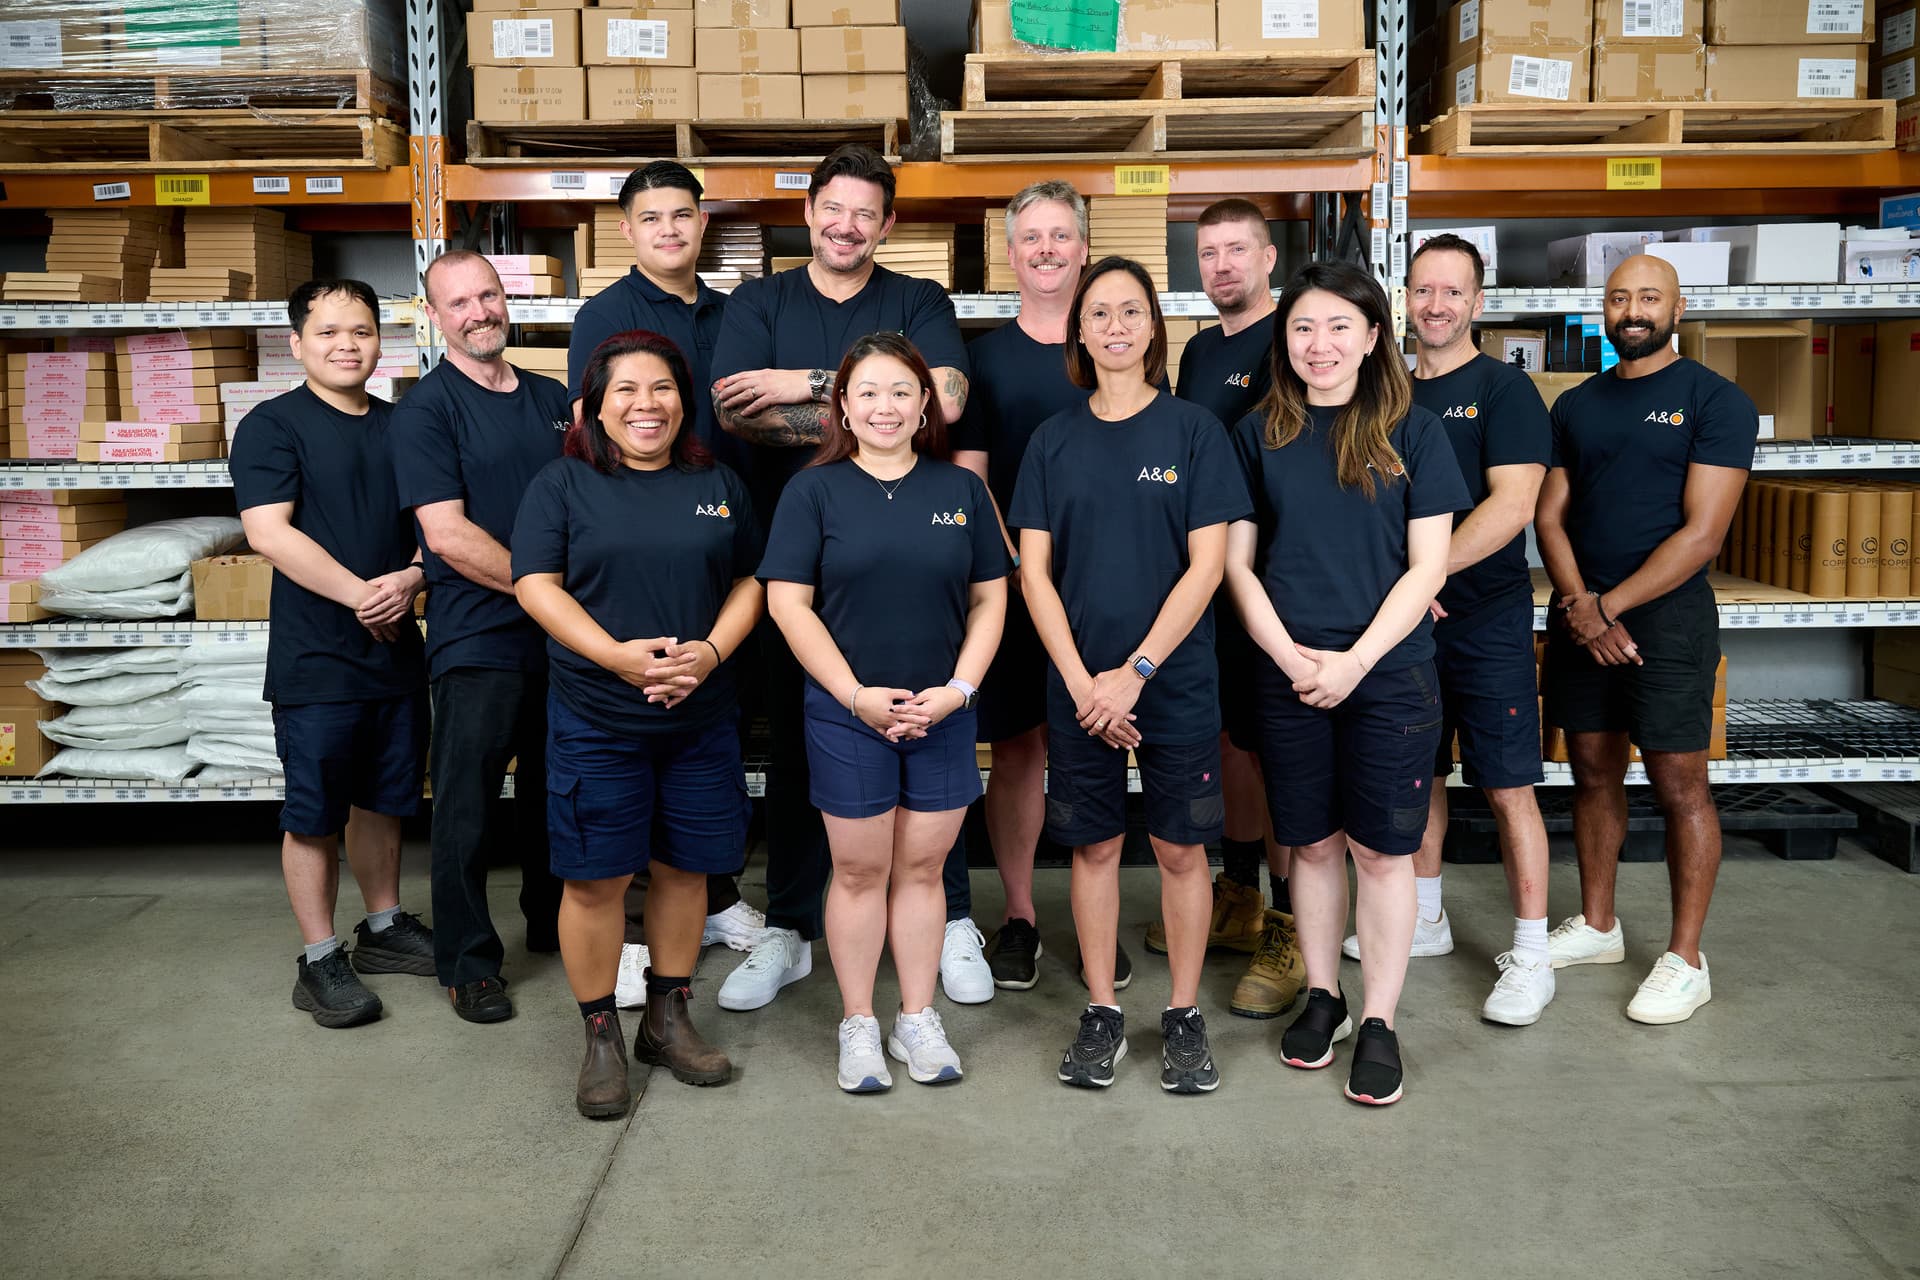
[1432,598,1546,790]
[976,589,1047,743]
[1541,579,1720,753]
[1043,721,1224,848]
[272,692,428,837]
[802,683,982,818]
[1255,660,1443,857]
[1216,599,1261,754]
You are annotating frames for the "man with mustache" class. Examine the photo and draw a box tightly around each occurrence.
[1534,252,1757,1025]
[390,250,570,1024]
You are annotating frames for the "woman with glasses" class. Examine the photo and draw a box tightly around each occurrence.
[1009,256,1251,1094]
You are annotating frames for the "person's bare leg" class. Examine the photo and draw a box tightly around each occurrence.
[1485,784,1550,920]
[1152,836,1212,1008]
[984,726,1047,925]
[1351,840,1416,1027]
[1567,730,1632,930]
[558,875,629,1001]
[283,831,341,945]
[642,862,708,978]
[1289,831,1350,997]
[823,811,897,1019]
[888,807,969,1012]
[1411,780,1447,880]
[342,807,402,915]
[1071,835,1125,1005]
[1641,749,1720,966]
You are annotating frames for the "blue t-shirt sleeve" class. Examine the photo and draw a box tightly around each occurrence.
[964,471,1011,581]
[904,279,968,376]
[1403,411,1472,520]
[1228,413,1267,520]
[1689,375,1760,470]
[509,465,569,581]
[1184,414,1255,529]
[1006,427,1050,532]
[724,466,764,574]
[388,394,465,510]
[229,410,300,511]
[1485,370,1553,469]
[567,296,623,404]
[709,279,775,383]
[755,472,824,585]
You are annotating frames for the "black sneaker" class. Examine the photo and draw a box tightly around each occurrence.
[292,950,383,1029]
[449,975,514,1023]
[986,918,1043,990]
[1075,942,1133,992]
[1280,986,1352,1070]
[1058,1005,1127,1089]
[1344,1018,1404,1106]
[1160,1006,1220,1094]
[351,912,436,976]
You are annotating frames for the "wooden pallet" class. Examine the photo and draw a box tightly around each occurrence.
[467,117,901,166]
[1422,100,1895,157]
[941,100,1371,161]
[0,111,406,171]
[0,69,401,118]
[961,49,1374,108]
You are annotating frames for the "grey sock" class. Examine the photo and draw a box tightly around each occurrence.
[304,936,339,965]
[366,905,402,934]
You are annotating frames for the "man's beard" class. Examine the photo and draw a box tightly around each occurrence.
[1607,318,1672,361]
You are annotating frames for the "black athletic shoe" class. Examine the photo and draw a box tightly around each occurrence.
[986,918,1043,990]
[1280,986,1352,1070]
[449,975,514,1023]
[1058,1005,1127,1088]
[1075,941,1134,992]
[1160,1006,1220,1094]
[292,950,383,1029]
[350,912,436,976]
[1344,1018,1404,1106]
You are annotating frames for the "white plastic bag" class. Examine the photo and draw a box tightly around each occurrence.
[195,764,282,783]
[180,633,270,667]
[185,733,280,771]
[26,669,184,707]
[34,647,182,679]
[51,690,189,728]
[36,570,195,620]
[179,680,270,710]
[39,716,192,750]
[38,744,198,782]
[39,517,243,593]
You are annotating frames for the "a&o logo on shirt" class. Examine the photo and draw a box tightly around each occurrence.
[1442,402,1479,419]
[694,502,731,518]
[1137,465,1179,484]
[1225,371,1251,388]
[931,509,968,526]
[1645,409,1687,427]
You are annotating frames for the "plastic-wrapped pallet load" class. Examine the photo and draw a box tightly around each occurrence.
[36,516,244,619]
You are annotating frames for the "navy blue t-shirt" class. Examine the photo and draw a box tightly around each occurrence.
[757,457,1008,694]
[1411,353,1552,621]
[510,457,761,739]
[1175,312,1275,430]
[709,264,968,520]
[1550,357,1758,600]
[229,384,425,706]
[1232,403,1470,673]
[389,360,568,681]
[566,267,746,476]
[1008,394,1252,744]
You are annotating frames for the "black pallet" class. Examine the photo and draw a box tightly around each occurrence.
[1726,698,1920,760]
[1812,783,1920,874]
[1445,784,1855,864]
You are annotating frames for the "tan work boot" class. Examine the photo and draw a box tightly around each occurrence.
[1230,910,1306,1019]
[634,980,732,1086]
[1144,873,1266,955]
[576,1009,631,1119]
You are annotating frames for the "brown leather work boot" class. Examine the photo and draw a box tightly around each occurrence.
[1144,873,1266,956]
[576,1009,631,1119]
[1230,910,1307,1019]
[634,981,732,1086]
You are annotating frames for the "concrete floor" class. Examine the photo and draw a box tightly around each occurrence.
[1,826,1916,1280]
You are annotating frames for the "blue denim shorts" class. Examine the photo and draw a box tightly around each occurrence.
[272,692,427,836]
[802,682,982,819]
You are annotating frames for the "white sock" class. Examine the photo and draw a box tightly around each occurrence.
[1513,916,1549,965]
[1415,875,1444,921]
[1089,1002,1121,1015]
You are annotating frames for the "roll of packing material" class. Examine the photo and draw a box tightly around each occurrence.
[1810,488,1849,597]
[1847,489,1882,598]
[1881,488,1914,597]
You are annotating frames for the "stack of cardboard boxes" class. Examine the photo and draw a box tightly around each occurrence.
[974,0,1368,55]
[579,207,765,295]
[983,208,1018,293]
[224,323,418,439]
[101,330,254,462]
[1876,1,1920,147]
[1705,0,1873,102]
[470,0,595,123]
[1089,196,1170,291]
[0,650,54,778]
[1,273,120,304]
[43,208,181,305]
[8,346,118,461]
[872,224,955,290]
[484,254,569,297]
[696,0,909,122]
[0,486,124,593]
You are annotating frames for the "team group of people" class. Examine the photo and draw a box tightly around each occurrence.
[232,143,1757,1115]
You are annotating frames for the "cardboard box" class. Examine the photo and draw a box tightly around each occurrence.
[467,11,581,67]
[693,26,800,72]
[978,0,1217,52]
[1593,0,1703,40]
[1680,319,1820,440]
[803,72,909,119]
[1872,318,1920,439]
[694,0,790,27]
[1547,230,1665,284]
[0,704,53,777]
[1677,222,1842,283]
[115,329,247,355]
[1444,0,1593,61]
[800,25,908,73]
[473,0,595,8]
[1705,44,1868,99]
[1593,39,1707,100]
[698,72,803,118]
[1832,322,1875,434]
[77,441,223,463]
[1707,0,1873,43]
[1441,42,1592,107]
[192,554,272,621]
[473,67,587,120]
[1527,370,1592,408]
[1843,228,1920,282]
[1481,327,1548,371]
[793,0,900,23]
[1644,240,1731,286]
[1215,0,1367,50]
[583,9,694,66]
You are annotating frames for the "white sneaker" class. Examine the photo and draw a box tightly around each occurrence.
[1480,950,1556,1026]
[1547,913,1627,969]
[888,1006,964,1084]
[837,1013,893,1093]
[716,926,812,1011]
[1626,951,1711,1025]
[939,918,994,1005]
[702,899,768,952]
[1341,910,1454,961]
[615,942,651,1010]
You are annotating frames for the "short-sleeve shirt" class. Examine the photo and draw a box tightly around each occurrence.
[510,458,761,738]
[388,360,569,682]
[1008,394,1252,744]
[1232,403,1471,673]
[1550,357,1758,600]
[709,264,968,520]
[756,457,1008,694]
[566,267,747,476]
[1411,353,1552,621]
[229,384,425,706]
[1175,312,1276,430]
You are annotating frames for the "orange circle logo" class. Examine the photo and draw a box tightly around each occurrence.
[1671,412,1684,425]
[955,511,967,525]
[716,503,730,517]
[1464,405,1478,418]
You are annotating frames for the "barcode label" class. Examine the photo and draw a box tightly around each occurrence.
[305,176,345,194]
[1615,161,1657,178]
[1807,0,1864,35]
[1260,0,1319,39]
[1455,63,1477,106]
[1883,58,1916,102]
[1457,0,1479,42]
[1620,0,1685,38]
[155,174,208,206]
[773,171,810,189]
[92,182,131,201]
[550,171,587,190]
[1798,57,1856,98]
[0,19,62,69]
[1887,10,1918,55]
[252,176,291,194]
[1507,55,1573,101]
[493,18,554,60]
[607,18,669,59]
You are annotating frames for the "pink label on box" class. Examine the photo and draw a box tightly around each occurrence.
[127,350,224,372]
[126,366,207,390]
[21,370,95,393]
[484,255,544,273]
[26,385,96,409]
[21,403,84,427]
[495,275,540,295]
[0,502,56,521]
[24,352,93,373]
[1,518,65,539]
[3,554,67,575]
[7,490,53,502]
[119,331,197,354]
[25,426,79,457]
[103,419,199,438]
[121,403,217,425]
[92,442,168,461]
[130,385,211,410]
[0,537,71,560]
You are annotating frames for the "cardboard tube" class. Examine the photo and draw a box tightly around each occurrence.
[1883,487,1915,597]
[1756,483,1777,586]
[1847,488,1882,598]
[1771,481,1795,588]
[1809,487,1849,597]
[1789,487,1811,593]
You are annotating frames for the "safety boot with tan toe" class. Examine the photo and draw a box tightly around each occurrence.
[1144,874,1265,955]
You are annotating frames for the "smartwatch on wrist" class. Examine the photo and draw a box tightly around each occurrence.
[946,678,978,710]
[1130,654,1158,681]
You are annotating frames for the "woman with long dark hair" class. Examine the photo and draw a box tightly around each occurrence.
[1225,261,1468,1106]
[1009,256,1251,1094]
[510,330,764,1118]
[758,331,1007,1094]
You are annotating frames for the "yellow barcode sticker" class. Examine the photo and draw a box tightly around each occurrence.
[1605,157,1661,190]
[154,174,211,205]
[1112,164,1170,196]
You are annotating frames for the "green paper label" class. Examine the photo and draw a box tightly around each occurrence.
[1010,0,1120,53]
[121,0,241,49]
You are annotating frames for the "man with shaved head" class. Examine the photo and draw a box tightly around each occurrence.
[1533,252,1756,1024]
